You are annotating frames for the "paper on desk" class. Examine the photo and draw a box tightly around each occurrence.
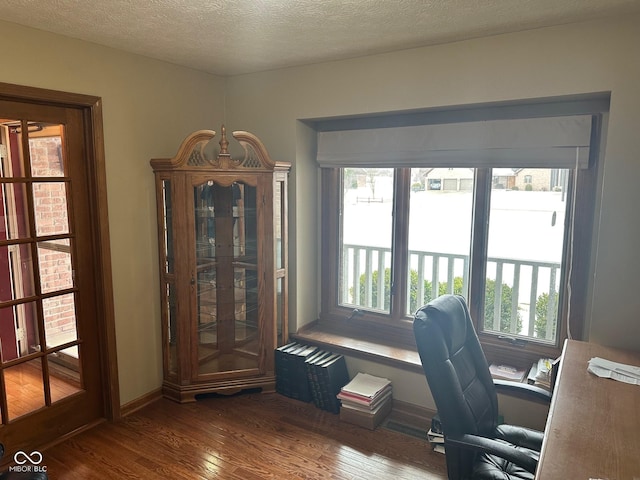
[587,357,640,385]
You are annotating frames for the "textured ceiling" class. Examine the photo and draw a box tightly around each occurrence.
[1,0,639,76]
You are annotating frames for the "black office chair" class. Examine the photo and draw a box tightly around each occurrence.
[413,294,552,480]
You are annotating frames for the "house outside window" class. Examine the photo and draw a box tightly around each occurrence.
[314,96,606,365]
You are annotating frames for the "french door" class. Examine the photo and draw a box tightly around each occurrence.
[0,91,115,463]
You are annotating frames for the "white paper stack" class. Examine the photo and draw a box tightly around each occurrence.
[337,372,393,429]
[587,357,640,385]
[427,428,445,454]
[534,358,553,389]
[337,372,392,410]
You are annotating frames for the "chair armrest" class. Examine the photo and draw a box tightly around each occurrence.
[446,433,538,475]
[493,379,552,404]
[496,424,544,451]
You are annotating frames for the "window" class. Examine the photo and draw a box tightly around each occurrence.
[316,96,606,364]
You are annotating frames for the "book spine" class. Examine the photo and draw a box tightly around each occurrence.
[305,358,322,408]
[318,359,337,413]
[314,356,328,410]
[295,347,317,402]
[306,351,328,409]
[317,363,329,412]
[275,345,295,398]
[325,356,349,414]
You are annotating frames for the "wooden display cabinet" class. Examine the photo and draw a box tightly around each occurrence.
[150,126,290,402]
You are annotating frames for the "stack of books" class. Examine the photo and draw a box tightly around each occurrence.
[489,363,527,382]
[274,342,318,402]
[274,343,350,413]
[527,358,555,390]
[304,349,350,413]
[427,414,445,454]
[337,372,392,430]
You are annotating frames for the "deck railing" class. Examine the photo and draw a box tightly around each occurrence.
[342,244,561,341]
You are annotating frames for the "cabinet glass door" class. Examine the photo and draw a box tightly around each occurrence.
[193,179,259,377]
[161,179,178,378]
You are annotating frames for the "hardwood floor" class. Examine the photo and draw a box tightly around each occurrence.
[4,360,81,420]
[39,392,447,479]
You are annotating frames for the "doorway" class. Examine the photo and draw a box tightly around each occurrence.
[0,83,118,464]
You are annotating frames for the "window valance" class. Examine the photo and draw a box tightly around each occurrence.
[317,115,593,169]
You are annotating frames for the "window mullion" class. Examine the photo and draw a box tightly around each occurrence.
[390,168,411,320]
[468,168,491,327]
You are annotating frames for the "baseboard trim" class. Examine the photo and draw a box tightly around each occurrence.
[121,388,163,417]
[388,398,437,432]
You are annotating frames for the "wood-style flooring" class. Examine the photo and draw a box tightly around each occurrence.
[4,360,81,420]
[41,392,447,479]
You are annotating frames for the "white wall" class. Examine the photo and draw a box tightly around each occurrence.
[0,20,226,404]
[225,14,640,421]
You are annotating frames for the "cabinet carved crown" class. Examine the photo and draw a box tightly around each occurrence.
[151,125,281,172]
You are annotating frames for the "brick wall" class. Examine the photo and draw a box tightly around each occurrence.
[30,134,77,344]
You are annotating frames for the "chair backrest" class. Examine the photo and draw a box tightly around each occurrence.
[413,294,499,438]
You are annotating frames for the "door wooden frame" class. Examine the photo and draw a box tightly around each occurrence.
[0,81,120,420]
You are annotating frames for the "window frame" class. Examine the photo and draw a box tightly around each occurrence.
[317,101,604,367]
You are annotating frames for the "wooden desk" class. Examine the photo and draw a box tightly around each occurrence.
[536,340,640,479]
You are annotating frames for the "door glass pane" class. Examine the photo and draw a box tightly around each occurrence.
[43,293,78,349]
[28,123,65,177]
[0,120,26,178]
[0,302,40,362]
[407,168,473,315]
[0,182,30,239]
[340,168,393,312]
[48,347,82,403]
[4,358,45,420]
[33,181,70,236]
[0,244,35,301]
[38,239,73,294]
[484,168,568,343]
